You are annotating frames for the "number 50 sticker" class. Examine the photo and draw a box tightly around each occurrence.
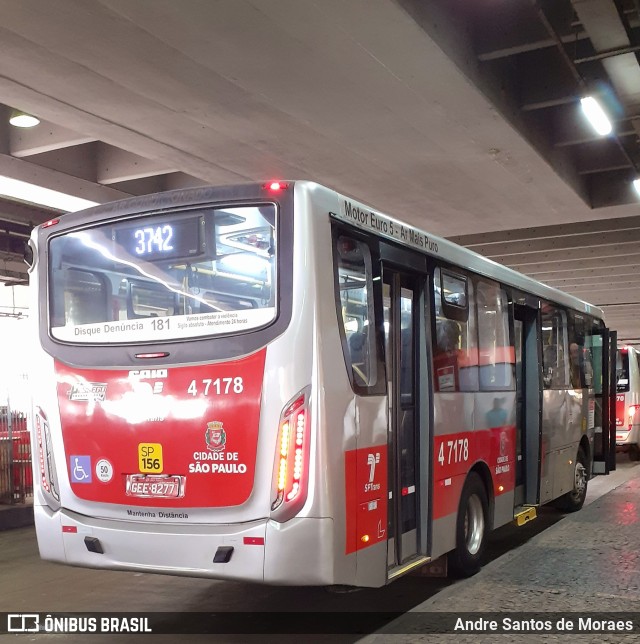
[138,443,163,473]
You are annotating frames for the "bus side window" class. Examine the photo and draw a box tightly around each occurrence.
[569,312,593,388]
[333,235,378,390]
[475,279,513,391]
[541,304,569,389]
[433,267,478,392]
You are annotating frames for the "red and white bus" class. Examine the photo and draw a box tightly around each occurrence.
[27,181,617,586]
[615,346,640,460]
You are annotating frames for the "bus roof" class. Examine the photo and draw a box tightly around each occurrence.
[309,181,605,321]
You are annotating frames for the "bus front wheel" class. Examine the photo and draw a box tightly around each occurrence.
[448,472,488,578]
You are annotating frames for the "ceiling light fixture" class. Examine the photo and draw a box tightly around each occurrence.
[580,96,612,136]
[633,178,640,198]
[9,110,40,128]
[0,176,99,212]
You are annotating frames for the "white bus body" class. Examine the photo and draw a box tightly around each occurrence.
[27,181,616,587]
[615,346,640,460]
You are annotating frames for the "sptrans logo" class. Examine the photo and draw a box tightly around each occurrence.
[365,452,381,492]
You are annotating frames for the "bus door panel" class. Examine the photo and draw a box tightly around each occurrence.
[590,327,616,474]
[382,267,424,569]
[513,304,541,507]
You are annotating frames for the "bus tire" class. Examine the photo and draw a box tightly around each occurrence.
[448,472,488,578]
[555,447,588,512]
[629,444,640,462]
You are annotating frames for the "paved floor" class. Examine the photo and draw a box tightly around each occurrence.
[2,464,640,642]
[363,467,640,643]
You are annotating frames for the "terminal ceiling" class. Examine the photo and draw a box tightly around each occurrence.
[0,0,639,344]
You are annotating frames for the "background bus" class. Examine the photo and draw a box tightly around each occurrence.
[27,181,617,587]
[616,346,640,460]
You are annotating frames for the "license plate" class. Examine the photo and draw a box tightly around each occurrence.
[125,474,185,498]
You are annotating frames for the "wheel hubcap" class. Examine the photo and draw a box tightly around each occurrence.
[464,494,485,555]
[572,461,587,500]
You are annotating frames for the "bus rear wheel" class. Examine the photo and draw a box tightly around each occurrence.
[448,472,489,578]
[555,447,588,512]
[629,444,640,462]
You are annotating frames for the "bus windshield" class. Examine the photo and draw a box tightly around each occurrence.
[48,204,277,344]
[617,349,630,392]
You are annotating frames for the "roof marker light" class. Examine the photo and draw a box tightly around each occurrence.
[264,181,289,191]
[42,218,60,228]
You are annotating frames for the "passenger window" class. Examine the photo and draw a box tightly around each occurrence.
[569,313,594,389]
[586,323,604,395]
[60,269,108,326]
[433,267,478,392]
[129,282,178,318]
[476,279,514,391]
[541,304,569,389]
[334,235,378,389]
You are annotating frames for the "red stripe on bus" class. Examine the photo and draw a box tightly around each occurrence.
[454,346,516,367]
[616,394,625,427]
[344,445,388,555]
[432,425,516,520]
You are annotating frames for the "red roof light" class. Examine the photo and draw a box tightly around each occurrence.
[264,181,289,192]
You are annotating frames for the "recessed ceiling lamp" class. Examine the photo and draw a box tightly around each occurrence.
[580,96,612,136]
[9,110,40,128]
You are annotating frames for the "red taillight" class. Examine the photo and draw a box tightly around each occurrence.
[271,389,310,522]
[34,408,60,505]
[42,218,60,228]
[34,412,51,495]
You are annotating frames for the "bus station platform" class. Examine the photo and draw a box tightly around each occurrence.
[0,500,32,531]
[1,466,639,642]
[364,464,640,643]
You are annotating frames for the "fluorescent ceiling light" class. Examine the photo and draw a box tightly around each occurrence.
[633,178,640,197]
[580,96,612,136]
[0,176,99,212]
[9,111,40,128]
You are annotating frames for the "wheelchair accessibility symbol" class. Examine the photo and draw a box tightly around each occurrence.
[70,455,92,483]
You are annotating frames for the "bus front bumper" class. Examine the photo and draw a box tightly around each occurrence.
[616,425,640,448]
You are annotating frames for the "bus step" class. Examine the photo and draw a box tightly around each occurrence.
[513,506,537,526]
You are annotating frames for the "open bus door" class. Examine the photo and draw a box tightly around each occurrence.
[590,328,617,474]
[379,243,431,580]
[513,303,542,508]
